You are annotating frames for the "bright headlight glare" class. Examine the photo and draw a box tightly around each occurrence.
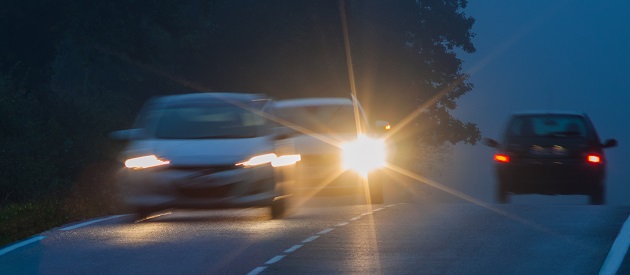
[125,155,170,169]
[237,153,277,167]
[341,135,387,176]
[272,154,301,167]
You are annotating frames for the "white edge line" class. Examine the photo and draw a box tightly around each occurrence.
[302,235,319,243]
[249,204,400,273]
[284,244,303,253]
[247,266,267,275]
[599,215,630,275]
[0,236,46,256]
[317,228,334,235]
[265,255,285,265]
[60,215,128,231]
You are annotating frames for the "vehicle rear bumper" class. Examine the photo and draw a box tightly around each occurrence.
[496,162,605,195]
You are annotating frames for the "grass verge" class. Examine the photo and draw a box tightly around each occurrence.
[1,190,124,247]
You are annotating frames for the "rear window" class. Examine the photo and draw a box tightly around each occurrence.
[507,115,588,138]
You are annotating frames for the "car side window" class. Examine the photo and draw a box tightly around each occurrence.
[508,118,537,137]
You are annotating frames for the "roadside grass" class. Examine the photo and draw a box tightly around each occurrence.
[0,164,125,247]
[1,199,68,247]
[0,194,125,248]
[0,194,124,247]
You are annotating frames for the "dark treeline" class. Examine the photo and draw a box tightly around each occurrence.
[1,0,479,206]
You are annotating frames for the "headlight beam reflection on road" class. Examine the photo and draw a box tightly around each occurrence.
[385,163,557,235]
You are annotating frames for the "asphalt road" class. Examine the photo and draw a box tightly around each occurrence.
[2,179,630,275]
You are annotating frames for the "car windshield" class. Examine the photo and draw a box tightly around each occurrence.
[151,104,267,139]
[275,105,360,135]
[508,115,588,138]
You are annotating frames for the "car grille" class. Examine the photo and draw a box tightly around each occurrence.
[167,165,238,175]
[178,184,233,198]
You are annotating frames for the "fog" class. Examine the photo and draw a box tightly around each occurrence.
[433,1,630,205]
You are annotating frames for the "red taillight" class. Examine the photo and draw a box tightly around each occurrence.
[587,154,601,163]
[494,154,510,163]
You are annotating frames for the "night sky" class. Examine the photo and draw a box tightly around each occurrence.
[436,1,630,204]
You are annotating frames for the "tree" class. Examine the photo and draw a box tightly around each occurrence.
[0,0,479,204]
[345,0,480,145]
[187,0,480,167]
[189,0,481,146]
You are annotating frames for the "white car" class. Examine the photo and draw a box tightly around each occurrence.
[110,93,298,218]
[273,97,388,204]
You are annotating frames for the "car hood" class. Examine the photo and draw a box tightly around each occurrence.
[287,134,358,155]
[122,137,274,165]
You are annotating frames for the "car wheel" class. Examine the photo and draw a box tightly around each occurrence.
[497,182,509,204]
[367,175,384,205]
[270,198,286,219]
[132,207,155,221]
[589,184,605,205]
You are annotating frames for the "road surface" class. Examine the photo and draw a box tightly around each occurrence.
[2,179,629,275]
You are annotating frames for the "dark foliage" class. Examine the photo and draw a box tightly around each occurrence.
[0,0,479,208]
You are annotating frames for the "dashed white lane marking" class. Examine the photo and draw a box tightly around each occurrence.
[60,215,128,231]
[247,203,403,274]
[302,235,320,243]
[0,236,46,256]
[599,215,630,275]
[265,255,285,265]
[317,228,334,235]
[284,245,302,253]
[246,266,266,275]
[1,215,130,257]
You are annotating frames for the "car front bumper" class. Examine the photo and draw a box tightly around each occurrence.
[292,155,371,196]
[116,164,278,210]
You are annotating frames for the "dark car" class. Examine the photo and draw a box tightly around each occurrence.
[484,111,617,204]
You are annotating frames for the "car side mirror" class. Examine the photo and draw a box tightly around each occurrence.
[109,129,146,141]
[483,138,500,148]
[602,139,618,148]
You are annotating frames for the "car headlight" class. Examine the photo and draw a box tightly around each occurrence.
[341,135,387,177]
[125,155,170,169]
[236,153,278,167]
[237,153,301,167]
[271,154,301,167]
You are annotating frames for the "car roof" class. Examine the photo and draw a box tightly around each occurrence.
[155,92,269,105]
[511,110,587,117]
[273,97,353,108]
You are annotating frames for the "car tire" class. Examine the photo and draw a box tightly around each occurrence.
[589,184,605,205]
[132,207,155,220]
[497,183,509,204]
[367,175,384,205]
[270,198,286,219]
